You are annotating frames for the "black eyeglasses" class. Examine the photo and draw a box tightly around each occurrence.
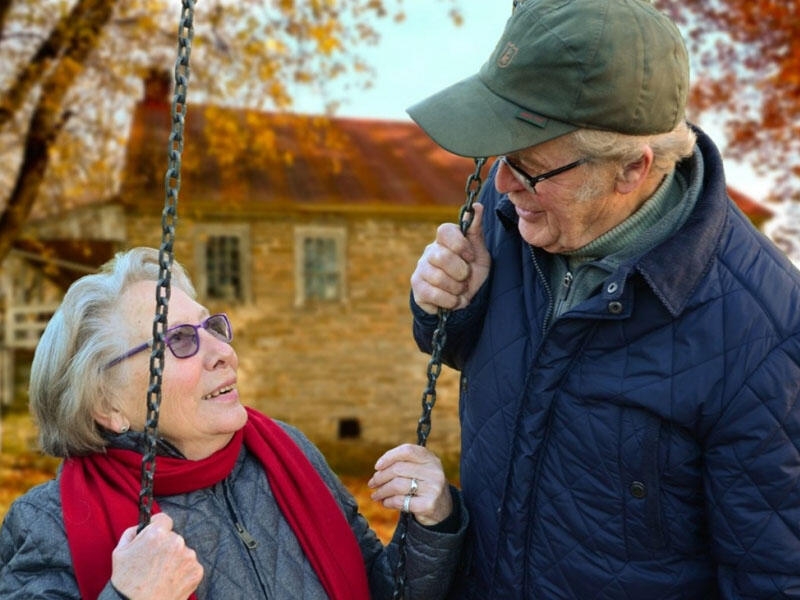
[105,313,233,369]
[500,155,587,194]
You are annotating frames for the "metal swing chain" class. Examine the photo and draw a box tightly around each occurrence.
[391,157,486,599]
[138,0,196,532]
[415,157,486,447]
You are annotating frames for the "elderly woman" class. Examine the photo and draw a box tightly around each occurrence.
[0,247,466,600]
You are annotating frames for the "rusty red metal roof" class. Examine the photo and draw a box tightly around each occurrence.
[121,77,772,224]
[122,98,478,214]
[727,186,773,226]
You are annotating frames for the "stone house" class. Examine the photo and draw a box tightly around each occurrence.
[2,73,477,462]
[0,72,774,463]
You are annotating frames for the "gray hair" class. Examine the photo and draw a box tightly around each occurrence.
[30,247,196,457]
[565,121,697,199]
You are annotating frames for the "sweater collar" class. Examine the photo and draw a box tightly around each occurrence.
[565,166,690,266]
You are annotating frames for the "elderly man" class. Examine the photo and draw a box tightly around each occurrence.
[408,0,800,598]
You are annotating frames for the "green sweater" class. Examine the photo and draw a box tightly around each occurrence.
[549,148,704,320]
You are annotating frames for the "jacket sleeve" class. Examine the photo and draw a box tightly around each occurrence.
[338,479,468,600]
[706,333,800,598]
[0,486,80,599]
[278,423,467,600]
[389,487,468,600]
[410,280,491,371]
[0,484,127,600]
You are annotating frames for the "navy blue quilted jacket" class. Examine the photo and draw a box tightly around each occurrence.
[412,129,800,599]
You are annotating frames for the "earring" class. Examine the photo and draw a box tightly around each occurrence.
[120,425,129,434]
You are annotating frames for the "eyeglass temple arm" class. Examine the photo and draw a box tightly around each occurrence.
[105,342,152,369]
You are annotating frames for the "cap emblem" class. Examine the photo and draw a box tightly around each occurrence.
[497,42,518,68]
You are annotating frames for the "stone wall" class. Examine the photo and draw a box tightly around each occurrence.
[124,208,463,464]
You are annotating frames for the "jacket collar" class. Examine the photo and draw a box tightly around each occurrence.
[635,127,727,316]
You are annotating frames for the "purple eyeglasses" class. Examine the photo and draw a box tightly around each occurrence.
[104,313,233,369]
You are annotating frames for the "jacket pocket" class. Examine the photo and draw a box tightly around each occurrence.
[620,409,668,556]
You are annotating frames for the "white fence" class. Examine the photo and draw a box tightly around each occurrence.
[1,303,58,407]
[5,303,58,350]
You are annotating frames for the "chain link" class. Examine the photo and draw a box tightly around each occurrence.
[135,3,485,591]
[416,157,485,448]
[138,0,195,533]
[392,157,486,598]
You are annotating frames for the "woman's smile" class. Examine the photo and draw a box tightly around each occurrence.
[201,383,238,402]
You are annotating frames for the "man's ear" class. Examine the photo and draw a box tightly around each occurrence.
[615,146,655,194]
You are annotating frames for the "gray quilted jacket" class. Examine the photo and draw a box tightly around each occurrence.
[0,422,467,599]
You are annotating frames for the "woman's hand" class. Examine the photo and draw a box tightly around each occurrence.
[368,443,453,526]
[110,512,203,600]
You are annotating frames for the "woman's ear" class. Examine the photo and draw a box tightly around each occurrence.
[615,146,655,194]
[92,407,129,434]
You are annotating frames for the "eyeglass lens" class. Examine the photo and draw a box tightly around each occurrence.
[166,314,232,358]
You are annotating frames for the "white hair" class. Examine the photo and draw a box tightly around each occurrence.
[566,121,697,201]
[30,247,196,456]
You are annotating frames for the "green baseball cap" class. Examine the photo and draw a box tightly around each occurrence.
[407,0,689,158]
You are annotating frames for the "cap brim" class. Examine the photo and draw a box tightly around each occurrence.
[407,74,577,158]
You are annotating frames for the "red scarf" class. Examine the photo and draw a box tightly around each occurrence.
[60,407,370,600]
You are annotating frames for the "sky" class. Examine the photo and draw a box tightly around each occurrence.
[290,3,770,199]
[291,3,509,121]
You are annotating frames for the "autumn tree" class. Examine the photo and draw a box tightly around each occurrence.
[656,0,800,264]
[0,0,460,263]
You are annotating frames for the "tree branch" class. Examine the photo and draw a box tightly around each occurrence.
[0,0,12,42]
[0,0,111,130]
[0,0,115,263]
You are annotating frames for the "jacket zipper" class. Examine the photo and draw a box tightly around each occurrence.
[529,245,554,333]
[562,271,573,292]
[220,479,269,597]
[222,481,258,550]
[235,521,258,549]
[221,482,259,550]
[555,271,573,318]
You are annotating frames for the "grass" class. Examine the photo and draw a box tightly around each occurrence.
[0,410,410,544]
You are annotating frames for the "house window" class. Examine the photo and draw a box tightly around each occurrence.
[338,418,361,440]
[194,224,251,303]
[206,236,242,300]
[303,237,339,300]
[295,226,346,306]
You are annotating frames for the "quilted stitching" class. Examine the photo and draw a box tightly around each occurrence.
[418,130,800,599]
[0,424,468,599]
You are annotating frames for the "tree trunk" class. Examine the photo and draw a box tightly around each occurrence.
[0,0,115,263]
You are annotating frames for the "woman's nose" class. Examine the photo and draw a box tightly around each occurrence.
[201,329,237,368]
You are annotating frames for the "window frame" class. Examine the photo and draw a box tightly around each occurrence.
[193,224,252,304]
[294,225,347,307]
